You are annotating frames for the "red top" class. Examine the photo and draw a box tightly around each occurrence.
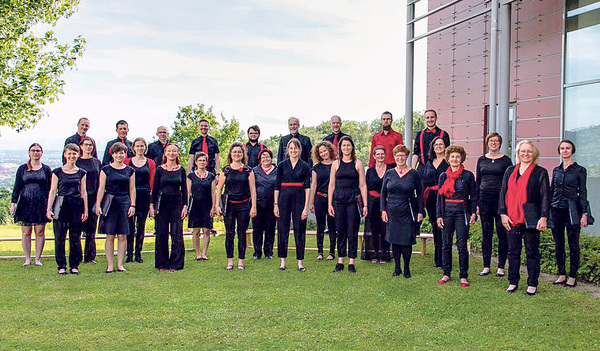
[368,128,404,167]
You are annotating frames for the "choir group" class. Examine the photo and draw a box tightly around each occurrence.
[10,111,592,295]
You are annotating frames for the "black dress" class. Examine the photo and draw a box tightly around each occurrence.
[12,164,53,225]
[422,158,449,267]
[362,166,389,261]
[98,165,135,235]
[222,165,253,260]
[188,171,215,229]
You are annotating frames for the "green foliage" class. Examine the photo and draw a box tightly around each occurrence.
[0,0,86,131]
[0,188,14,225]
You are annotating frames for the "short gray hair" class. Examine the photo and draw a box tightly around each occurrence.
[288,116,300,124]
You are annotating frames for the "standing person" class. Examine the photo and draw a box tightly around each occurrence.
[412,109,450,171]
[380,145,424,278]
[124,138,156,263]
[245,125,265,169]
[368,111,404,168]
[476,133,512,277]
[47,144,87,275]
[188,119,220,175]
[187,152,216,261]
[77,137,102,264]
[102,120,134,166]
[215,143,257,270]
[421,137,449,268]
[550,140,589,288]
[499,140,550,295]
[362,146,390,263]
[437,145,478,287]
[10,143,52,267]
[96,143,136,273]
[150,143,188,272]
[328,136,368,273]
[277,117,313,165]
[308,141,337,261]
[64,117,97,162]
[274,139,311,272]
[323,115,348,156]
[252,149,278,260]
[147,126,169,166]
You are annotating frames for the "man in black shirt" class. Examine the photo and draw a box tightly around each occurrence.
[147,126,169,166]
[412,109,450,170]
[64,117,97,163]
[102,120,134,166]
[245,125,265,168]
[188,119,220,174]
[277,117,312,166]
[323,115,348,155]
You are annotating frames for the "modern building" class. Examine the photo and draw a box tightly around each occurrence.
[405,0,599,233]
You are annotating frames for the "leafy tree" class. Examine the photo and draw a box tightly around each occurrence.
[0,0,85,131]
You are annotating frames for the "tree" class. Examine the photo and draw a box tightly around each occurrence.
[1,0,85,131]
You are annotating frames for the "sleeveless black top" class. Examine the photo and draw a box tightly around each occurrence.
[334,159,359,205]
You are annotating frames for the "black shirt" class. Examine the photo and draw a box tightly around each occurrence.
[77,158,101,195]
[188,171,215,200]
[53,168,86,197]
[189,135,220,171]
[102,165,135,196]
[550,162,588,212]
[102,138,134,166]
[147,140,168,166]
[437,170,478,217]
[366,167,384,194]
[11,164,53,203]
[413,127,450,166]
[253,165,277,208]
[313,163,332,195]
[422,159,449,188]
[323,131,348,150]
[152,167,188,207]
[277,133,313,166]
[64,133,97,163]
[245,142,265,169]
[275,159,311,191]
[125,158,155,192]
[476,155,513,199]
[223,165,253,202]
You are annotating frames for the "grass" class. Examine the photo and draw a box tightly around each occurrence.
[1,233,600,350]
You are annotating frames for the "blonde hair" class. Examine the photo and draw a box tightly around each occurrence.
[515,140,539,163]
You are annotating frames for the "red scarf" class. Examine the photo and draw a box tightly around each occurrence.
[438,164,464,198]
[506,163,534,225]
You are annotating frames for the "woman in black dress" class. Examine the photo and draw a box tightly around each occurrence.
[215,142,257,270]
[124,137,156,263]
[421,137,448,268]
[476,133,512,277]
[381,145,424,278]
[308,141,336,260]
[362,145,390,263]
[96,143,136,273]
[252,149,277,260]
[150,143,188,272]
[274,138,311,272]
[47,143,88,275]
[187,151,216,261]
[77,137,101,264]
[437,145,478,287]
[11,143,52,267]
[328,136,368,273]
[550,140,589,288]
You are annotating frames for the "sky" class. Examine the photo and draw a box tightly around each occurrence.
[0,0,428,150]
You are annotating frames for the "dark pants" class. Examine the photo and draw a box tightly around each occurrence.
[127,190,149,259]
[426,194,442,266]
[480,197,508,269]
[441,209,470,279]
[53,221,83,270]
[551,207,581,278]
[252,203,276,258]
[277,188,306,260]
[154,205,185,270]
[83,193,97,262]
[315,195,336,255]
[507,225,540,287]
[225,203,250,259]
[335,202,360,259]
[392,244,412,273]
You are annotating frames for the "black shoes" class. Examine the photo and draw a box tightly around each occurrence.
[526,287,537,296]
[333,263,344,272]
[265,255,273,260]
[565,281,577,288]
[506,285,518,293]
[125,257,133,263]
[278,267,285,272]
[403,269,411,279]
[298,267,306,272]
[135,256,143,263]
[479,270,490,276]
[348,264,356,273]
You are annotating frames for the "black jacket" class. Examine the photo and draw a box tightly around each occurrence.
[436,170,478,218]
[550,162,588,213]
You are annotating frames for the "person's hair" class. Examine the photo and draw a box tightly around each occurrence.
[258,148,273,160]
[485,132,503,147]
[247,125,260,135]
[312,141,335,164]
[427,136,445,161]
[110,142,128,155]
[26,143,43,171]
[132,137,148,155]
[288,116,300,124]
[199,119,209,125]
[79,136,96,156]
[63,143,80,159]
[444,144,467,163]
[558,139,576,155]
[373,145,386,156]
[381,111,393,120]
[161,143,181,165]
[393,144,410,156]
[330,115,341,122]
[515,140,539,163]
[194,151,208,162]
[115,120,128,128]
[338,136,356,160]
[286,138,302,158]
[424,109,438,118]
[227,142,248,165]
[156,125,168,132]
[77,117,89,125]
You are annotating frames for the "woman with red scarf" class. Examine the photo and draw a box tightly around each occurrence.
[499,140,550,295]
[436,145,477,287]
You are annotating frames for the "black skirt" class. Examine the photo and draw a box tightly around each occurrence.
[99,195,130,235]
[188,198,212,229]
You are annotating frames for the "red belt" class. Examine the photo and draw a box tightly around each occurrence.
[229,198,249,204]
[317,192,328,198]
[281,182,303,187]
[424,185,439,203]
[368,190,381,199]
[445,199,464,203]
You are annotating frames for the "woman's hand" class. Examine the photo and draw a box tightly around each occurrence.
[309,203,315,214]
[362,206,368,218]
[46,209,54,220]
[501,214,512,231]
[215,205,223,217]
[250,206,257,219]
[537,217,547,231]
[381,211,388,223]
[417,213,423,222]
[81,211,88,222]
[437,217,444,229]
[127,206,135,217]
[469,213,477,226]
[274,204,279,218]
[328,205,335,217]
[10,203,15,216]
[209,208,215,217]
[181,205,188,220]
[96,206,102,217]
[301,208,308,221]
[149,205,155,218]
[581,214,589,228]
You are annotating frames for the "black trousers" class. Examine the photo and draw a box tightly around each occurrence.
[425,194,442,266]
[507,225,540,287]
[154,205,185,270]
[441,209,470,279]
[53,220,83,270]
[127,190,149,258]
[392,244,412,273]
[551,207,581,278]
[315,195,336,255]
[277,188,306,260]
[335,202,360,259]
[225,203,250,259]
[480,197,508,269]
[83,193,98,262]
[252,203,276,257]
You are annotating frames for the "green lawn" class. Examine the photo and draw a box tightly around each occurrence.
[1,234,599,350]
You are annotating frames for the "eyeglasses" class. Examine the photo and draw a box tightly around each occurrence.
[30,149,42,153]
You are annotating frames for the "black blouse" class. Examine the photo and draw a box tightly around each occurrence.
[498,164,550,227]
[102,165,134,196]
[77,158,101,195]
[422,159,449,188]
[550,162,588,212]
[366,167,384,194]
[223,165,252,202]
[313,163,332,195]
[53,168,86,197]
[436,170,478,217]
[254,165,277,207]
[188,171,215,201]
[152,167,188,207]
[11,164,52,203]
[275,159,311,191]
[476,155,513,199]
